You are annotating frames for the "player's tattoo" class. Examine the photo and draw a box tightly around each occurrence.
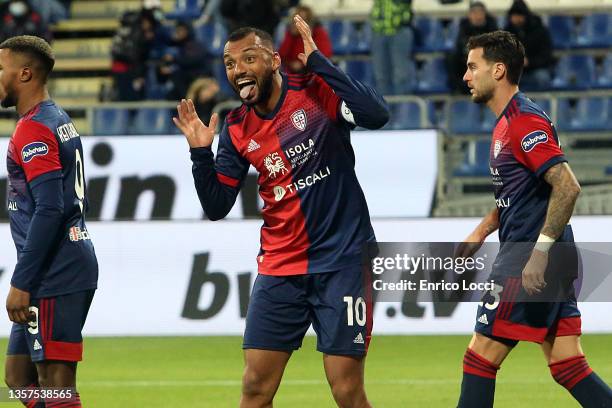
[541,163,581,239]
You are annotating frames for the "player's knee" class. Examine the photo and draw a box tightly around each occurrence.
[241,368,276,401]
[330,378,366,408]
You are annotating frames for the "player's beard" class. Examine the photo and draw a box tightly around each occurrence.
[248,69,273,107]
[471,84,494,104]
[0,84,17,108]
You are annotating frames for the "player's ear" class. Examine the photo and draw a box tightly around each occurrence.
[272,52,281,71]
[492,62,506,81]
[19,67,33,83]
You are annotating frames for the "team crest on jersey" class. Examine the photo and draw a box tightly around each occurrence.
[263,152,288,179]
[493,140,502,158]
[21,142,48,163]
[521,130,548,152]
[291,109,307,131]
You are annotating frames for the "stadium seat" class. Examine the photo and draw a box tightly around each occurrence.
[574,13,611,48]
[389,102,422,130]
[196,21,227,57]
[352,21,372,55]
[531,98,552,115]
[443,18,459,51]
[552,54,596,90]
[448,100,482,134]
[325,20,356,55]
[414,17,445,52]
[557,97,610,132]
[453,140,490,177]
[606,166,612,176]
[416,57,449,94]
[548,15,574,49]
[481,106,496,132]
[594,54,612,89]
[92,108,129,136]
[166,0,202,20]
[130,108,172,135]
[339,60,375,88]
[212,60,234,97]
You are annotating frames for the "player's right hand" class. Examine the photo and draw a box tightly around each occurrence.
[6,286,31,324]
[173,99,218,148]
[454,232,484,258]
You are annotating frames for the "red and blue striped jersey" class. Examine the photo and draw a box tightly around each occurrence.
[191,51,389,275]
[489,92,567,242]
[6,100,98,297]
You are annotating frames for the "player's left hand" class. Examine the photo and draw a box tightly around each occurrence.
[521,249,548,296]
[6,286,32,324]
[294,14,318,66]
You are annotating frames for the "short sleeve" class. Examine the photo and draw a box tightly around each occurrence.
[509,113,566,177]
[215,124,249,188]
[12,120,61,183]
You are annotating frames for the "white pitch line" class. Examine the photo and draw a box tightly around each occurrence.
[78,378,552,388]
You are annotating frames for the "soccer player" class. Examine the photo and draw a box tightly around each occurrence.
[1,36,98,407]
[173,16,389,408]
[455,31,612,407]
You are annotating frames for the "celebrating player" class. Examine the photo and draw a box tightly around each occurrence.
[2,36,98,407]
[455,31,612,407]
[174,15,389,408]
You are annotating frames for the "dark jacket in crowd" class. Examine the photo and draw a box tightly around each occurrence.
[454,14,498,55]
[219,0,281,36]
[505,9,554,72]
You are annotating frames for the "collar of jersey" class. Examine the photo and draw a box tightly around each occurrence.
[251,72,288,121]
[19,99,53,119]
[494,91,522,125]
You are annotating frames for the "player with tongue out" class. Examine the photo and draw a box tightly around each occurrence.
[174,15,390,408]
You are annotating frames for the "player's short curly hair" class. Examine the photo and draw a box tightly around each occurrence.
[0,35,55,82]
[467,30,525,85]
[227,27,274,49]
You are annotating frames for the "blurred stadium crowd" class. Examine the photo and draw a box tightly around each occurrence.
[0,0,610,216]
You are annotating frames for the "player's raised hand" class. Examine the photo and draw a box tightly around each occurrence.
[173,99,218,148]
[521,249,548,296]
[6,286,31,324]
[295,14,318,66]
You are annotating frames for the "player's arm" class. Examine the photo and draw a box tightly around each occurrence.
[539,163,580,240]
[293,15,390,129]
[8,122,64,323]
[455,207,499,258]
[174,99,248,220]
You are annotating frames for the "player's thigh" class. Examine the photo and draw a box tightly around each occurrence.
[468,333,514,367]
[322,353,366,386]
[541,300,583,363]
[5,323,37,386]
[541,335,583,364]
[35,361,77,387]
[310,264,372,356]
[242,349,291,388]
[243,274,310,352]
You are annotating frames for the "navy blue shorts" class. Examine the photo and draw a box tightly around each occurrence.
[7,290,95,362]
[474,276,581,346]
[243,264,372,356]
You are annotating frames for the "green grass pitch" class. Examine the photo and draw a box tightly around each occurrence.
[0,335,610,407]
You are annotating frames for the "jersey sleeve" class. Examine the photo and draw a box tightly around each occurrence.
[509,113,567,177]
[12,120,61,183]
[190,123,249,220]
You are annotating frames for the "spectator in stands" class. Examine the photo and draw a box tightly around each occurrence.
[447,1,497,94]
[110,9,162,101]
[219,0,294,36]
[504,0,554,90]
[157,21,210,101]
[0,0,50,43]
[278,5,332,74]
[370,0,415,95]
[28,0,67,24]
[186,77,221,124]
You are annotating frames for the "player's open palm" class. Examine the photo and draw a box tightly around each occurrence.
[295,14,318,66]
[522,249,548,296]
[173,99,218,148]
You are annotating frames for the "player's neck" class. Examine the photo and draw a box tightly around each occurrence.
[253,72,283,116]
[16,87,49,117]
[488,85,519,118]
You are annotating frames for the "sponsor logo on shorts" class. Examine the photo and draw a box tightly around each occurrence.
[521,130,548,152]
[353,332,365,344]
[21,142,49,163]
[477,314,489,325]
[33,339,42,350]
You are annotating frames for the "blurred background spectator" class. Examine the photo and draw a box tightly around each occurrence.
[0,0,50,43]
[370,0,415,95]
[28,0,68,25]
[186,77,221,124]
[504,0,554,91]
[278,5,332,74]
[446,1,497,94]
[156,20,210,100]
[219,0,283,36]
